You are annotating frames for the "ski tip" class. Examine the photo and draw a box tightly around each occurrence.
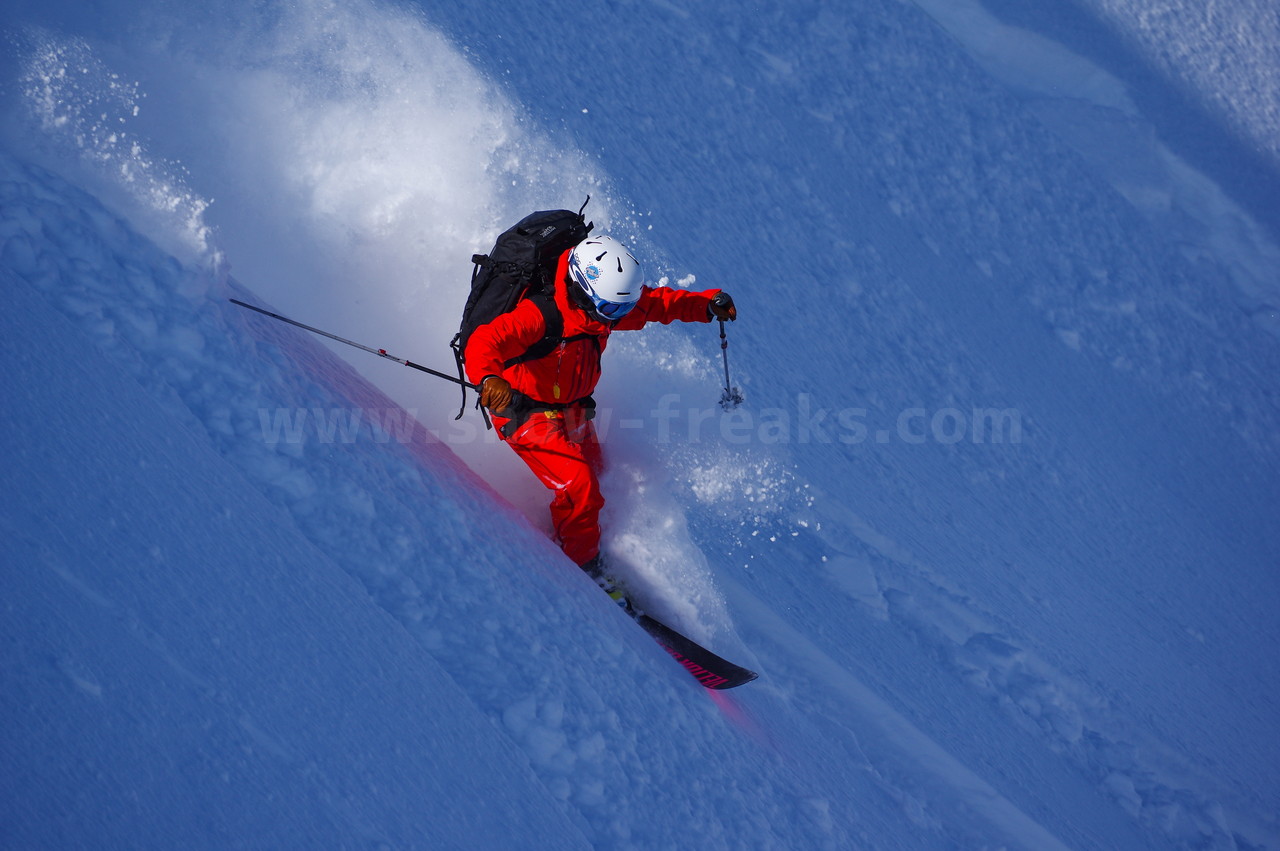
[636,614,759,690]
[705,672,759,690]
[704,668,759,690]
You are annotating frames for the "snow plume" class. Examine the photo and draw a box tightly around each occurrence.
[18,33,219,265]
[8,0,613,491]
[6,0,755,628]
[590,321,814,648]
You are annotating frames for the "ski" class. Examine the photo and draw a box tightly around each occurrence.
[634,613,759,690]
[585,561,757,689]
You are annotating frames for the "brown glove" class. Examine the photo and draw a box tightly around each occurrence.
[709,291,737,321]
[479,375,514,414]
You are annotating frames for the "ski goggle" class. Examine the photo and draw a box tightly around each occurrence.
[589,293,637,319]
[571,267,639,320]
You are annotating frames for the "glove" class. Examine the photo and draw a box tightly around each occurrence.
[709,291,737,321]
[479,375,514,414]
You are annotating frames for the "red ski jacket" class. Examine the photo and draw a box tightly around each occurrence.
[464,249,718,407]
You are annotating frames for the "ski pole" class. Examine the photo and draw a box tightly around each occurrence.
[229,299,477,390]
[717,318,744,410]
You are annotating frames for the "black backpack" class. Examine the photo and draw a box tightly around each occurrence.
[451,199,594,419]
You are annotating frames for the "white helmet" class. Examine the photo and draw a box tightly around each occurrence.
[567,235,644,320]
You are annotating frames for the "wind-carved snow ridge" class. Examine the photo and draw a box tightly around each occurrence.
[907,0,1280,336]
[1079,0,1280,169]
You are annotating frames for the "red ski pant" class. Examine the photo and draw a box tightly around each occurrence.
[500,406,604,567]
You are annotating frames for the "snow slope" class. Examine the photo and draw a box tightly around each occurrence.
[3,0,1278,848]
[1,264,589,849]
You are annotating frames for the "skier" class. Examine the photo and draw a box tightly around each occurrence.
[463,234,736,582]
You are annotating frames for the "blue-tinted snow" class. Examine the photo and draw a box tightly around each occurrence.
[1,0,1277,848]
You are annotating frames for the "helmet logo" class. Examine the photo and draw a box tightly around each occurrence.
[584,264,602,282]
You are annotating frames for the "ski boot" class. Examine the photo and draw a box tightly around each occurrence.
[579,555,637,616]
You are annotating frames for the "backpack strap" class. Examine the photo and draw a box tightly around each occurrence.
[452,253,504,422]
[502,289,601,368]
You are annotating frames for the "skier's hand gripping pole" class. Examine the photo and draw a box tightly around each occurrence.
[710,292,743,410]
